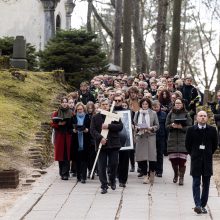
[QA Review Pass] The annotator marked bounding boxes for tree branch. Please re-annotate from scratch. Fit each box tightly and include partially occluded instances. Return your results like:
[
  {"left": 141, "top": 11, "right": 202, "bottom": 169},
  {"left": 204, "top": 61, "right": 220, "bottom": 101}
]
[{"left": 91, "top": 3, "right": 114, "bottom": 38}]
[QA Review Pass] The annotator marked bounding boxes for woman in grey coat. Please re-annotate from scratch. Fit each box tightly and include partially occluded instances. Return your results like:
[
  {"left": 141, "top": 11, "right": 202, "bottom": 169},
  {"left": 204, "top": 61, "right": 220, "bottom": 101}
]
[
  {"left": 134, "top": 98, "right": 159, "bottom": 184},
  {"left": 166, "top": 98, "right": 192, "bottom": 185}
]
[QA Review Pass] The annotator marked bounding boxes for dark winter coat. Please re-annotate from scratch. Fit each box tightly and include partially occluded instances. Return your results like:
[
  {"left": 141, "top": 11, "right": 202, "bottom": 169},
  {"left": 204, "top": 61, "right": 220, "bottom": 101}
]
[
  {"left": 78, "top": 91, "right": 96, "bottom": 105},
  {"left": 185, "top": 124, "right": 218, "bottom": 176},
  {"left": 166, "top": 110, "right": 192, "bottom": 153},
  {"left": 156, "top": 110, "right": 167, "bottom": 138},
  {"left": 90, "top": 112, "right": 123, "bottom": 150},
  {"left": 71, "top": 114, "right": 91, "bottom": 157},
  {"left": 181, "top": 84, "right": 198, "bottom": 112}
]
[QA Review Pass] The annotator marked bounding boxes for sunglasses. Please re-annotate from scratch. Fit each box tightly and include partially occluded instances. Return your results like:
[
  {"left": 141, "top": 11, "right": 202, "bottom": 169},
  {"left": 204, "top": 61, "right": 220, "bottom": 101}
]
[{"left": 114, "top": 100, "right": 122, "bottom": 102}]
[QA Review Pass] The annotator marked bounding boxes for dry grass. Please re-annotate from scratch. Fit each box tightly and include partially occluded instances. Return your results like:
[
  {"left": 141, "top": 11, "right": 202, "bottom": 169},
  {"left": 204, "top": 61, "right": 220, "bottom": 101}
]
[{"left": 0, "top": 70, "right": 65, "bottom": 170}]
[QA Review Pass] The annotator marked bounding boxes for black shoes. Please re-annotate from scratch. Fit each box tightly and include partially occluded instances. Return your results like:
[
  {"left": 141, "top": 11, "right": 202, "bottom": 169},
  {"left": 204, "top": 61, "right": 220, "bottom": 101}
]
[
  {"left": 130, "top": 167, "right": 135, "bottom": 172},
  {"left": 81, "top": 179, "right": 86, "bottom": 184},
  {"left": 201, "top": 207, "right": 208, "bottom": 214},
  {"left": 101, "top": 188, "right": 108, "bottom": 194},
  {"left": 138, "top": 173, "right": 144, "bottom": 178},
  {"left": 111, "top": 183, "right": 116, "bottom": 190},
  {"left": 194, "top": 206, "right": 207, "bottom": 214},
  {"left": 61, "top": 176, "right": 69, "bottom": 180},
  {"left": 194, "top": 206, "right": 202, "bottom": 214},
  {"left": 155, "top": 173, "right": 162, "bottom": 177},
  {"left": 119, "top": 183, "right": 126, "bottom": 188}
]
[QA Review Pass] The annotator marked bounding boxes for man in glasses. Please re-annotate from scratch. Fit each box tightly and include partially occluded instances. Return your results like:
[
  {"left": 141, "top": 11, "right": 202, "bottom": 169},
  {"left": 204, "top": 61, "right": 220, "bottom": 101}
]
[
  {"left": 114, "top": 95, "right": 130, "bottom": 188},
  {"left": 90, "top": 98, "right": 123, "bottom": 194}
]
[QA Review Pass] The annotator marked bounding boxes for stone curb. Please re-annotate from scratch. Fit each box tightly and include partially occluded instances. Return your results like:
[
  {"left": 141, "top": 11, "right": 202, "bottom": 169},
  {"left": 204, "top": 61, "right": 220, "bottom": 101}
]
[{"left": 3, "top": 163, "right": 58, "bottom": 220}]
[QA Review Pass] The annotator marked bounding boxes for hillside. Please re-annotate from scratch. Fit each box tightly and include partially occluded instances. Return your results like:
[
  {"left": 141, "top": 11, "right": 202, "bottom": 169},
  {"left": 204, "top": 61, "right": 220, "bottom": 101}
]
[{"left": 0, "top": 70, "right": 67, "bottom": 170}]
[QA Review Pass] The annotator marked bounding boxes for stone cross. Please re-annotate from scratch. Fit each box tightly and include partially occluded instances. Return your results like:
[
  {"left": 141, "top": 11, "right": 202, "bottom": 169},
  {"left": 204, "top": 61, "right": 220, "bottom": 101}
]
[{"left": 90, "top": 101, "right": 121, "bottom": 178}]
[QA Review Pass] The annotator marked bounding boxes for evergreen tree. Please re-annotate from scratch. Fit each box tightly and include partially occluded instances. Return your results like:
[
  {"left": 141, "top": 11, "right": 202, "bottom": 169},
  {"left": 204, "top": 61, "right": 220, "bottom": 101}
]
[{"left": 39, "top": 29, "right": 107, "bottom": 86}]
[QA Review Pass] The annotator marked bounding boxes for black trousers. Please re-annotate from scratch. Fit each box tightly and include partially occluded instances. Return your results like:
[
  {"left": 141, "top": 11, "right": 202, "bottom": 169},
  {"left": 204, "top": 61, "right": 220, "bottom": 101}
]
[
  {"left": 156, "top": 137, "right": 165, "bottom": 174},
  {"left": 138, "top": 160, "right": 156, "bottom": 175},
  {"left": 76, "top": 150, "right": 88, "bottom": 181},
  {"left": 87, "top": 145, "right": 96, "bottom": 172},
  {"left": 118, "top": 150, "right": 130, "bottom": 184},
  {"left": 129, "top": 149, "right": 135, "bottom": 168},
  {"left": 58, "top": 142, "right": 70, "bottom": 177},
  {"left": 98, "top": 149, "right": 119, "bottom": 189}
]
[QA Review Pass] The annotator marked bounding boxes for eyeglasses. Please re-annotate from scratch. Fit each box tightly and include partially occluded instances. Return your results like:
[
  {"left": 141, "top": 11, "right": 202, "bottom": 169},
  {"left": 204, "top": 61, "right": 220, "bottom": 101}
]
[
  {"left": 114, "top": 100, "right": 122, "bottom": 102},
  {"left": 175, "top": 102, "right": 182, "bottom": 105}
]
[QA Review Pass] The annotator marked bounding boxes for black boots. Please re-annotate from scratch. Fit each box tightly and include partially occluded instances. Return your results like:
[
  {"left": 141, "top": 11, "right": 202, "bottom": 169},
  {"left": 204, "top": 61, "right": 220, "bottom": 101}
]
[
  {"left": 179, "top": 166, "right": 186, "bottom": 185},
  {"left": 172, "top": 164, "right": 178, "bottom": 183}
]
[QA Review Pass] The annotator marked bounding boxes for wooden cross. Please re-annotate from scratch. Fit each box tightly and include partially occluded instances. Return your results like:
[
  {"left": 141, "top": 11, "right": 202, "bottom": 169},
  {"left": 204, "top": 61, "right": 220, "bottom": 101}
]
[{"left": 90, "top": 101, "right": 121, "bottom": 178}]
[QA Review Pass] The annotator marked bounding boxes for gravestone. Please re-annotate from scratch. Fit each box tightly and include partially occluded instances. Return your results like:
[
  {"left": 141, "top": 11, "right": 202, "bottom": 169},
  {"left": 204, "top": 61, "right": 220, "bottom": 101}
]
[{"left": 10, "top": 36, "right": 28, "bottom": 69}]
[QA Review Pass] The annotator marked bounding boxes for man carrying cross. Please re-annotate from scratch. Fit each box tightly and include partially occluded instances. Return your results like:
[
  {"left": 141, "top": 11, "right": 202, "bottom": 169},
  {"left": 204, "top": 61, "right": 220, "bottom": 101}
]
[{"left": 90, "top": 98, "right": 123, "bottom": 194}]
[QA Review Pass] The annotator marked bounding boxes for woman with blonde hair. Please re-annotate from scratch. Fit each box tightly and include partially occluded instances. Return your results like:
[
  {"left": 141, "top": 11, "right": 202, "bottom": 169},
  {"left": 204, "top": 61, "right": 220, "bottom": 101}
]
[{"left": 72, "top": 102, "right": 90, "bottom": 183}]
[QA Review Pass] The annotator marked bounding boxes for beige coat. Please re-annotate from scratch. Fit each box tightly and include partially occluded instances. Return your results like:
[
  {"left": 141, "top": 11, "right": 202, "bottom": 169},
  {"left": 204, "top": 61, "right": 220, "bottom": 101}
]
[{"left": 134, "top": 109, "right": 159, "bottom": 162}]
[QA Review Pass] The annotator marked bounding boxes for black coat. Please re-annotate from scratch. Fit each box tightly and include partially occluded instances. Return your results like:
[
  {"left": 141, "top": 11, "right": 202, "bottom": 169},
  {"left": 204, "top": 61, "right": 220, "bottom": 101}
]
[
  {"left": 185, "top": 124, "right": 218, "bottom": 176},
  {"left": 90, "top": 112, "right": 123, "bottom": 150},
  {"left": 72, "top": 114, "right": 91, "bottom": 157},
  {"left": 78, "top": 91, "right": 96, "bottom": 105}
]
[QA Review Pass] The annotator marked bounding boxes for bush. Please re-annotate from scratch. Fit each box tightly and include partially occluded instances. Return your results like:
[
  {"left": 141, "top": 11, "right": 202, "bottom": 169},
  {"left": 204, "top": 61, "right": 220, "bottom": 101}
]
[
  {"left": 0, "top": 56, "right": 10, "bottom": 69},
  {"left": 38, "top": 29, "right": 108, "bottom": 87}
]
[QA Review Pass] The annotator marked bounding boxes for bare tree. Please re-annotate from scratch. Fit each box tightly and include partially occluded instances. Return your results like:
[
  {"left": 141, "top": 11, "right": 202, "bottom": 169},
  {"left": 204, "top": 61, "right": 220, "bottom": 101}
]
[
  {"left": 151, "top": 0, "right": 169, "bottom": 75},
  {"left": 91, "top": 2, "right": 113, "bottom": 38},
  {"left": 113, "top": 0, "right": 122, "bottom": 66},
  {"left": 132, "top": 0, "right": 144, "bottom": 73},
  {"left": 122, "top": 0, "right": 132, "bottom": 74},
  {"left": 168, "top": 0, "right": 182, "bottom": 76},
  {"left": 87, "top": 0, "right": 93, "bottom": 32}
]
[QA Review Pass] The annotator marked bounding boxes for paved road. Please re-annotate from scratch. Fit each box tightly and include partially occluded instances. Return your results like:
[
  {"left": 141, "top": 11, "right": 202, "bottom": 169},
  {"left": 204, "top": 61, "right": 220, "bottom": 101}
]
[{"left": 4, "top": 158, "right": 220, "bottom": 220}]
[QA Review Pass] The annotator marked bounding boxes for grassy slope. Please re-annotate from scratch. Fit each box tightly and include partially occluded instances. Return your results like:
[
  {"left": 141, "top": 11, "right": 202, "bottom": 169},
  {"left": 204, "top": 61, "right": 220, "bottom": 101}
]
[{"left": 0, "top": 70, "right": 65, "bottom": 169}]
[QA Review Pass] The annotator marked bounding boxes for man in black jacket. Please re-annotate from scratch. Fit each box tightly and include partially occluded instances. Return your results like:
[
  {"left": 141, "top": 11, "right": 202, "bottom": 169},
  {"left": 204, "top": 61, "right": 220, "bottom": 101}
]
[
  {"left": 185, "top": 111, "right": 218, "bottom": 214},
  {"left": 90, "top": 98, "right": 123, "bottom": 194},
  {"left": 78, "top": 81, "right": 96, "bottom": 105}
]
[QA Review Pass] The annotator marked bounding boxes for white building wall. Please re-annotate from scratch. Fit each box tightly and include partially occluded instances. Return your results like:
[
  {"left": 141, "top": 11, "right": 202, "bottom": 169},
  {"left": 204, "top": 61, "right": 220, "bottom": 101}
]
[
  {"left": 0, "top": 0, "right": 44, "bottom": 51},
  {"left": 0, "top": 0, "right": 68, "bottom": 51}
]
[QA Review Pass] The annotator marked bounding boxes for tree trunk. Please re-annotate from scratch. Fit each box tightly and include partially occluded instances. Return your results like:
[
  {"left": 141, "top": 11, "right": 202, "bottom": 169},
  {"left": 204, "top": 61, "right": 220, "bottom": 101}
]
[
  {"left": 87, "top": 0, "right": 93, "bottom": 32},
  {"left": 168, "top": 0, "right": 182, "bottom": 76},
  {"left": 151, "top": 0, "right": 168, "bottom": 75},
  {"left": 216, "top": 36, "right": 220, "bottom": 91},
  {"left": 113, "top": 0, "right": 122, "bottom": 66},
  {"left": 122, "top": 0, "right": 132, "bottom": 74},
  {"left": 132, "top": 0, "right": 144, "bottom": 74}
]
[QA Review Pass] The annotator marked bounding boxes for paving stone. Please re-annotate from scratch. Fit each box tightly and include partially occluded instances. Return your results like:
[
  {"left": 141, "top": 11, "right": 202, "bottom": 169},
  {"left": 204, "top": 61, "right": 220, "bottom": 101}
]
[{"left": 4, "top": 158, "right": 220, "bottom": 220}]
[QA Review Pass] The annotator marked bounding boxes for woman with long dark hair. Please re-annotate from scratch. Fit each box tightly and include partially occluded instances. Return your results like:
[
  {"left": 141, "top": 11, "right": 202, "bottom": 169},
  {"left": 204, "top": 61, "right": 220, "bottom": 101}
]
[
  {"left": 86, "top": 101, "right": 97, "bottom": 179},
  {"left": 51, "top": 97, "right": 74, "bottom": 180},
  {"left": 158, "top": 89, "right": 172, "bottom": 114}
]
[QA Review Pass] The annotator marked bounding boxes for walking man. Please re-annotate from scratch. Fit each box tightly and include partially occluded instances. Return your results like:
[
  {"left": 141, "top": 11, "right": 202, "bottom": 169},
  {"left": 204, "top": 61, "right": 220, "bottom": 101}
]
[
  {"left": 185, "top": 110, "right": 218, "bottom": 214},
  {"left": 90, "top": 98, "right": 123, "bottom": 194}
]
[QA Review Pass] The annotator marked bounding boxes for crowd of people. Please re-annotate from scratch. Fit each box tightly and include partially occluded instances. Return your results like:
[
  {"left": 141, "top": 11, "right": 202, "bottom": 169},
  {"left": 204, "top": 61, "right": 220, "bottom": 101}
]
[{"left": 50, "top": 71, "right": 218, "bottom": 214}]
